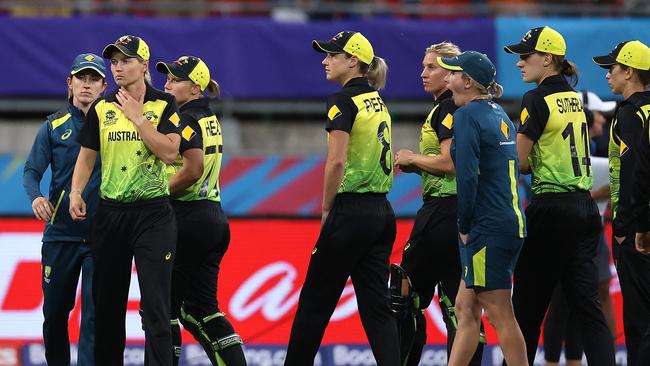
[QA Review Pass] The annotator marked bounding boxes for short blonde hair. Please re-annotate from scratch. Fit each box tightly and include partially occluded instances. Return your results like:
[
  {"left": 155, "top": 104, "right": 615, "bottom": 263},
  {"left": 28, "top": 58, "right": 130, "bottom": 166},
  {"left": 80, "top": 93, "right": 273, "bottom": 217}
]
[{"left": 425, "top": 41, "right": 461, "bottom": 59}]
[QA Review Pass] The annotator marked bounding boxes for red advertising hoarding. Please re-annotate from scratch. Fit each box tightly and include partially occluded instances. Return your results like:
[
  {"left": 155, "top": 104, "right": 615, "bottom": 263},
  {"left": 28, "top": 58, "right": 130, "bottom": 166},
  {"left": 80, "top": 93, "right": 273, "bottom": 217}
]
[{"left": 0, "top": 218, "right": 624, "bottom": 347}]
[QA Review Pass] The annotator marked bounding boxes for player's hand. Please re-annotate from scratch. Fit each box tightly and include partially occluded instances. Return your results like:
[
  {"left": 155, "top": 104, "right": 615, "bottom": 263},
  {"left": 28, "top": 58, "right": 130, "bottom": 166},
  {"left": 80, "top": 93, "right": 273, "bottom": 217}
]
[
  {"left": 459, "top": 232, "right": 469, "bottom": 245},
  {"left": 635, "top": 232, "right": 650, "bottom": 255},
  {"left": 394, "top": 149, "right": 413, "bottom": 167},
  {"left": 115, "top": 88, "right": 145, "bottom": 126},
  {"left": 394, "top": 149, "right": 419, "bottom": 173},
  {"left": 69, "top": 191, "right": 87, "bottom": 221},
  {"left": 32, "top": 197, "right": 54, "bottom": 221}
]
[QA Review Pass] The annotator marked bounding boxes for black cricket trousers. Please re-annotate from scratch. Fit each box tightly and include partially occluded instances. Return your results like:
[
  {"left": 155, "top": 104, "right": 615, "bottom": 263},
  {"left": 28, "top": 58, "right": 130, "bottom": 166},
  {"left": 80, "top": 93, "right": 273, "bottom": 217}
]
[
  {"left": 613, "top": 234, "right": 650, "bottom": 366},
  {"left": 92, "top": 197, "right": 177, "bottom": 366},
  {"left": 169, "top": 200, "right": 246, "bottom": 366},
  {"left": 285, "top": 193, "right": 400, "bottom": 366},
  {"left": 400, "top": 196, "right": 483, "bottom": 366},
  {"left": 170, "top": 200, "right": 229, "bottom": 322},
  {"left": 509, "top": 191, "right": 615, "bottom": 366}
]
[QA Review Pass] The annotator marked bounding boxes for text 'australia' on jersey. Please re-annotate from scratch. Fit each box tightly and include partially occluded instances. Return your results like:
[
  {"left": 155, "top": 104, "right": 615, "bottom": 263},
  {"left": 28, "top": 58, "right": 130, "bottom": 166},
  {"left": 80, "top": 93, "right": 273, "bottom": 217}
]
[
  {"left": 519, "top": 75, "right": 593, "bottom": 194},
  {"left": 420, "top": 90, "right": 457, "bottom": 198},
  {"left": 325, "top": 77, "right": 393, "bottom": 194},
  {"left": 78, "top": 85, "right": 181, "bottom": 203},
  {"left": 167, "top": 98, "right": 223, "bottom": 202}
]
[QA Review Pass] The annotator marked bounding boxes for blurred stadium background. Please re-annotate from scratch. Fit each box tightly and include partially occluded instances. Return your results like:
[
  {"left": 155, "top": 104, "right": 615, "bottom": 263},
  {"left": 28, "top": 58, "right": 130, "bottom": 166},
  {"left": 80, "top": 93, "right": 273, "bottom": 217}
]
[{"left": 0, "top": 1, "right": 648, "bottom": 365}]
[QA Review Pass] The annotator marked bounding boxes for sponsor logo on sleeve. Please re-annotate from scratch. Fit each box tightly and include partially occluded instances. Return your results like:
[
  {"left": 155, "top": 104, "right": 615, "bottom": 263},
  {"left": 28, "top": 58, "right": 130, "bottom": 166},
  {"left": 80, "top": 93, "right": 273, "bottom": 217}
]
[
  {"left": 441, "top": 113, "right": 453, "bottom": 129},
  {"left": 169, "top": 112, "right": 180, "bottom": 127},
  {"left": 181, "top": 126, "right": 196, "bottom": 142},
  {"left": 328, "top": 105, "right": 342, "bottom": 121},
  {"left": 520, "top": 108, "right": 529, "bottom": 125}
]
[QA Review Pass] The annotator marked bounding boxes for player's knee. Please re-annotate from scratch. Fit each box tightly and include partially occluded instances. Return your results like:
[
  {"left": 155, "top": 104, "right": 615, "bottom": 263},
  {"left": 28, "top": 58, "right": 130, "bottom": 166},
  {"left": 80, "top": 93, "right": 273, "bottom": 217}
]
[
  {"left": 181, "top": 307, "right": 242, "bottom": 347},
  {"left": 482, "top": 305, "right": 512, "bottom": 330},
  {"left": 455, "top": 299, "right": 480, "bottom": 327},
  {"left": 138, "top": 309, "right": 173, "bottom": 338},
  {"left": 389, "top": 264, "right": 417, "bottom": 319}
]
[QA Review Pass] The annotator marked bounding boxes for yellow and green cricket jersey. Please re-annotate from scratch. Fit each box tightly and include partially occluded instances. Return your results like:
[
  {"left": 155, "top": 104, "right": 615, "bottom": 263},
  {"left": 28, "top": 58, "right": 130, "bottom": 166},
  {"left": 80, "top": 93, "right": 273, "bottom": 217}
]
[
  {"left": 518, "top": 75, "right": 592, "bottom": 195},
  {"left": 167, "top": 98, "right": 223, "bottom": 202},
  {"left": 419, "top": 90, "right": 457, "bottom": 198},
  {"left": 608, "top": 91, "right": 650, "bottom": 235},
  {"left": 325, "top": 77, "right": 393, "bottom": 193},
  {"left": 78, "top": 84, "right": 181, "bottom": 203}
]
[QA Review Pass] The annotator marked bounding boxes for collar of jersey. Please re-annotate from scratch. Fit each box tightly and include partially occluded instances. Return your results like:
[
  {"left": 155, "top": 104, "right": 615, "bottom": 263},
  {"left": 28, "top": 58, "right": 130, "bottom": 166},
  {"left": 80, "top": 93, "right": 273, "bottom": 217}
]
[
  {"left": 180, "top": 98, "right": 210, "bottom": 113},
  {"left": 67, "top": 97, "right": 85, "bottom": 120},
  {"left": 627, "top": 90, "right": 650, "bottom": 104},
  {"left": 435, "top": 89, "right": 453, "bottom": 105},
  {"left": 538, "top": 74, "right": 567, "bottom": 87},
  {"left": 343, "top": 77, "right": 369, "bottom": 88},
  {"left": 620, "top": 90, "right": 650, "bottom": 115}
]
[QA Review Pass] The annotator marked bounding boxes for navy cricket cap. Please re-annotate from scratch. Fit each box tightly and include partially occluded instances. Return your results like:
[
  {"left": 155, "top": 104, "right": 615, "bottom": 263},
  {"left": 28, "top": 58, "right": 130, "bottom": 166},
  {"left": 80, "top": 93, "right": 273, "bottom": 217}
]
[
  {"left": 593, "top": 40, "right": 650, "bottom": 70},
  {"left": 313, "top": 31, "right": 375, "bottom": 65},
  {"left": 504, "top": 26, "right": 567, "bottom": 56},
  {"left": 70, "top": 53, "right": 106, "bottom": 78},
  {"left": 437, "top": 51, "right": 497, "bottom": 89},
  {"left": 156, "top": 56, "right": 213, "bottom": 91},
  {"left": 102, "top": 35, "right": 150, "bottom": 61}
]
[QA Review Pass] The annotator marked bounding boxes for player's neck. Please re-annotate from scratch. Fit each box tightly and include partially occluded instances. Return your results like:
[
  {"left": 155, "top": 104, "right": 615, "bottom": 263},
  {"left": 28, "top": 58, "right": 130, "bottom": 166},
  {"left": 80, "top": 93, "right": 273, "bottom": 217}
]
[
  {"left": 72, "top": 98, "right": 92, "bottom": 116},
  {"left": 622, "top": 83, "right": 645, "bottom": 100},
  {"left": 123, "top": 80, "right": 147, "bottom": 101},
  {"left": 433, "top": 88, "right": 448, "bottom": 100}
]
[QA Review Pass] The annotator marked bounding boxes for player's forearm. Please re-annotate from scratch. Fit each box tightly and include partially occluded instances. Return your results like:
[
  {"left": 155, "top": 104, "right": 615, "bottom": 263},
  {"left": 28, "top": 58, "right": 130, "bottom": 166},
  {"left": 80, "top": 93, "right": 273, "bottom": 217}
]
[
  {"left": 517, "top": 134, "right": 533, "bottom": 174},
  {"left": 322, "top": 159, "right": 345, "bottom": 211},
  {"left": 71, "top": 147, "right": 97, "bottom": 195},
  {"left": 169, "top": 165, "right": 203, "bottom": 194},
  {"left": 135, "top": 119, "right": 180, "bottom": 164},
  {"left": 410, "top": 153, "right": 455, "bottom": 176}
]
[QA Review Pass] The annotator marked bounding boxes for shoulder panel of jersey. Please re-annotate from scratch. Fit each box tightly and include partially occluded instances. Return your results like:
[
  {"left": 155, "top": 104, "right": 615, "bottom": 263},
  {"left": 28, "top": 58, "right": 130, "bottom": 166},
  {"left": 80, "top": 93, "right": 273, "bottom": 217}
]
[
  {"left": 627, "top": 91, "right": 650, "bottom": 126},
  {"left": 420, "top": 102, "right": 456, "bottom": 198},
  {"left": 172, "top": 102, "right": 223, "bottom": 202},
  {"left": 47, "top": 108, "right": 71, "bottom": 130},
  {"left": 95, "top": 89, "right": 173, "bottom": 202},
  {"left": 338, "top": 89, "right": 393, "bottom": 193},
  {"left": 529, "top": 81, "right": 593, "bottom": 194}
]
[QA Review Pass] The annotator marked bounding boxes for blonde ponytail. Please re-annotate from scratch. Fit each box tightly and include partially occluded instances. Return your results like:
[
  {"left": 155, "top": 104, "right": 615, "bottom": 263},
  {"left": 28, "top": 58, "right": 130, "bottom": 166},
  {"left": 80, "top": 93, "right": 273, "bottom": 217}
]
[
  {"left": 144, "top": 68, "right": 152, "bottom": 85},
  {"left": 205, "top": 79, "right": 220, "bottom": 98},
  {"left": 488, "top": 82, "right": 504, "bottom": 99},
  {"left": 366, "top": 56, "right": 388, "bottom": 90},
  {"left": 473, "top": 78, "right": 504, "bottom": 99}
]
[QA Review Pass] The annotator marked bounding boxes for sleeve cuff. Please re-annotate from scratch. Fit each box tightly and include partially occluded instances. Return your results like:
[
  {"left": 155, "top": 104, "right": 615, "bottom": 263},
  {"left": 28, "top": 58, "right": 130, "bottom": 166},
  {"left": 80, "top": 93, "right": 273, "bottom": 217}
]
[
  {"left": 458, "top": 221, "right": 470, "bottom": 235},
  {"left": 30, "top": 194, "right": 41, "bottom": 202}
]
